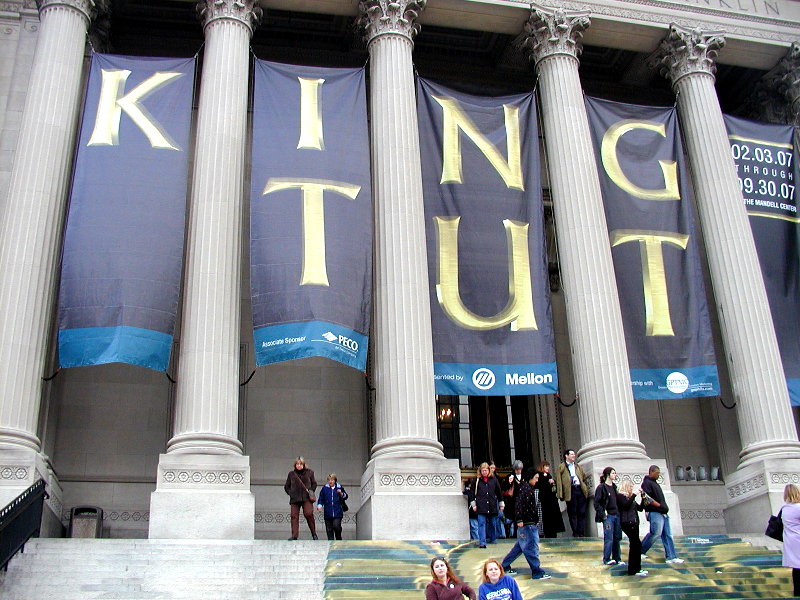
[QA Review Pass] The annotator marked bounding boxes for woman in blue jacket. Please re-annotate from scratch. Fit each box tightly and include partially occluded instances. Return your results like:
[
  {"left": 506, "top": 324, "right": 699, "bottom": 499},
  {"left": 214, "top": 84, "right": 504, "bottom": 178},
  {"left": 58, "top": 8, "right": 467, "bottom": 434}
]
[{"left": 316, "top": 473, "right": 348, "bottom": 540}]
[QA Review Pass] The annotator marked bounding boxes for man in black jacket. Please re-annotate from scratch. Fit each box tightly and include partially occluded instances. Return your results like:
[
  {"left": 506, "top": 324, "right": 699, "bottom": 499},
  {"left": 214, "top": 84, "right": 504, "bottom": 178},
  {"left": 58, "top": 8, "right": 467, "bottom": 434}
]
[
  {"left": 641, "top": 465, "right": 684, "bottom": 564},
  {"left": 500, "top": 468, "right": 551, "bottom": 580}
]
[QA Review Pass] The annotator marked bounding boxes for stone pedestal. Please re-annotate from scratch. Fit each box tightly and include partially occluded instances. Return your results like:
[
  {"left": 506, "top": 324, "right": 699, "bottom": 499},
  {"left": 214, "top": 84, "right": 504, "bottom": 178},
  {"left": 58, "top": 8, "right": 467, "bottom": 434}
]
[
  {"left": 723, "top": 458, "right": 800, "bottom": 533},
  {"left": 357, "top": 456, "right": 468, "bottom": 540},
  {"left": 0, "top": 448, "right": 64, "bottom": 536},
  {"left": 149, "top": 454, "right": 254, "bottom": 539}
]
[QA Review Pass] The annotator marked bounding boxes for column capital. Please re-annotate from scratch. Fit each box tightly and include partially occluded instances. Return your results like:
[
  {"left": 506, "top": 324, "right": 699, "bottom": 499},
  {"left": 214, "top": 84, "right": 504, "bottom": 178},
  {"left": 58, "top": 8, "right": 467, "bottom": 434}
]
[
  {"left": 357, "top": 0, "right": 426, "bottom": 46},
  {"left": 36, "top": 0, "right": 104, "bottom": 23},
  {"left": 758, "top": 42, "right": 800, "bottom": 125},
  {"left": 519, "top": 3, "right": 590, "bottom": 66},
  {"left": 196, "top": 0, "right": 262, "bottom": 35},
  {"left": 651, "top": 24, "right": 725, "bottom": 87}
]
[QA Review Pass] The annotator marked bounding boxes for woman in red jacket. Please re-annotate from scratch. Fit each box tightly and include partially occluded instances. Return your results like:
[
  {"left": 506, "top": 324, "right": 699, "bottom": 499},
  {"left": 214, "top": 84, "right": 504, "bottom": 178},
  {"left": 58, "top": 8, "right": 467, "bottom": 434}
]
[{"left": 425, "top": 557, "right": 476, "bottom": 600}]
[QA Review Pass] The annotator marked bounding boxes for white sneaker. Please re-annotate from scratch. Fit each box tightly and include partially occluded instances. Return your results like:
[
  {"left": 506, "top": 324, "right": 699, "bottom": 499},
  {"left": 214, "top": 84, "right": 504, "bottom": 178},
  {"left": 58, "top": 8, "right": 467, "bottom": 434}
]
[
  {"left": 605, "top": 560, "right": 617, "bottom": 565},
  {"left": 617, "top": 561, "right": 626, "bottom": 566},
  {"left": 640, "top": 554, "right": 648, "bottom": 560},
  {"left": 635, "top": 570, "right": 648, "bottom": 577},
  {"left": 666, "top": 557, "right": 684, "bottom": 564}
]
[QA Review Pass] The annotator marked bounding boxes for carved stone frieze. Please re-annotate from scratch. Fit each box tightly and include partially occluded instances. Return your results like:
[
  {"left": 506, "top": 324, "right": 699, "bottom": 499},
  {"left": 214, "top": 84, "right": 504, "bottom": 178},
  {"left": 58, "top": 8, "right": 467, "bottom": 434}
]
[
  {"left": 650, "top": 24, "right": 726, "bottom": 86},
  {"left": 519, "top": 3, "right": 591, "bottom": 66},
  {"left": 196, "top": 0, "right": 262, "bottom": 35},
  {"left": 254, "top": 511, "right": 357, "bottom": 526},
  {"left": 680, "top": 508, "right": 723, "bottom": 521},
  {"left": 0, "top": 465, "right": 30, "bottom": 480},
  {"left": 357, "top": 0, "right": 426, "bottom": 45},
  {"left": 726, "top": 472, "right": 766, "bottom": 499},
  {"left": 770, "top": 471, "right": 800, "bottom": 485},
  {"left": 162, "top": 469, "right": 246, "bottom": 485}
]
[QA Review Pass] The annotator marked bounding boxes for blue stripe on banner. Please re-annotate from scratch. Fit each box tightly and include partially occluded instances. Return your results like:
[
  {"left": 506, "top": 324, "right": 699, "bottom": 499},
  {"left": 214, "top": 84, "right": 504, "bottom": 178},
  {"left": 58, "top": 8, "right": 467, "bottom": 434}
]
[
  {"left": 629, "top": 365, "right": 719, "bottom": 400},
  {"left": 59, "top": 326, "right": 172, "bottom": 371},
  {"left": 254, "top": 321, "right": 368, "bottom": 371},
  {"left": 434, "top": 362, "right": 558, "bottom": 396},
  {"left": 788, "top": 379, "right": 800, "bottom": 407}
]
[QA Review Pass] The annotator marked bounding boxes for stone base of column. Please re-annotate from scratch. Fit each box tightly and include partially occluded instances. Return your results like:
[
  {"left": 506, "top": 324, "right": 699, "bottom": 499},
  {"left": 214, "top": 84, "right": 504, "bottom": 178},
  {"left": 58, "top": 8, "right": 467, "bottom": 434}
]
[
  {"left": 723, "top": 458, "right": 800, "bottom": 533},
  {"left": 581, "top": 456, "right": 684, "bottom": 537},
  {"left": 0, "top": 447, "right": 64, "bottom": 537},
  {"left": 357, "top": 456, "right": 469, "bottom": 540},
  {"left": 149, "top": 453, "right": 254, "bottom": 539}
]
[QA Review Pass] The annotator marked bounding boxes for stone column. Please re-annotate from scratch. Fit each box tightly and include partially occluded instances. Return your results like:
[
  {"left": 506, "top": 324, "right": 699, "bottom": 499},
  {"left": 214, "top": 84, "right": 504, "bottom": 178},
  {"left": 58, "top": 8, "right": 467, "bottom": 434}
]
[
  {"left": 520, "top": 5, "right": 648, "bottom": 464},
  {"left": 0, "top": 0, "right": 96, "bottom": 514},
  {"left": 356, "top": 0, "right": 466, "bottom": 540},
  {"left": 148, "top": 0, "right": 259, "bottom": 540},
  {"left": 652, "top": 25, "right": 800, "bottom": 531}
]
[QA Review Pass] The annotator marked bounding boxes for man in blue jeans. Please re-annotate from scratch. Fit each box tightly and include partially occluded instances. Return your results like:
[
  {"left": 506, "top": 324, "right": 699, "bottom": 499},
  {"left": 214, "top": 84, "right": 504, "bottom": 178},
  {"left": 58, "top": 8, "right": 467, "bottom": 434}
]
[
  {"left": 501, "top": 468, "right": 551, "bottom": 580},
  {"left": 641, "top": 465, "right": 684, "bottom": 564}
]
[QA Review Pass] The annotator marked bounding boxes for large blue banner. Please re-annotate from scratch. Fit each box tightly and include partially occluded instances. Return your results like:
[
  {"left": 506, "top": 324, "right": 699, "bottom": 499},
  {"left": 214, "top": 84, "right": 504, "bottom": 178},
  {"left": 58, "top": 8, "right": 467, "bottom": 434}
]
[
  {"left": 250, "top": 60, "right": 372, "bottom": 370},
  {"left": 58, "top": 53, "right": 195, "bottom": 371},
  {"left": 724, "top": 115, "right": 800, "bottom": 406},
  {"left": 586, "top": 97, "right": 719, "bottom": 400},
  {"left": 417, "top": 79, "right": 557, "bottom": 396}
]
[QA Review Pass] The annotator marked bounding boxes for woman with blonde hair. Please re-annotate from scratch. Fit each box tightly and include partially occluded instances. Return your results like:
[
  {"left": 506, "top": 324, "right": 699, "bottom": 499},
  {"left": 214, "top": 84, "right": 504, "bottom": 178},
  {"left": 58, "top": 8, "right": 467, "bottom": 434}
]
[
  {"left": 425, "top": 557, "right": 476, "bottom": 600},
  {"left": 478, "top": 559, "right": 522, "bottom": 600},
  {"left": 470, "top": 463, "right": 504, "bottom": 548},
  {"left": 781, "top": 483, "right": 800, "bottom": 596},
  {"left": 617, "top": 479, "right": 647, "bottom": 577}
]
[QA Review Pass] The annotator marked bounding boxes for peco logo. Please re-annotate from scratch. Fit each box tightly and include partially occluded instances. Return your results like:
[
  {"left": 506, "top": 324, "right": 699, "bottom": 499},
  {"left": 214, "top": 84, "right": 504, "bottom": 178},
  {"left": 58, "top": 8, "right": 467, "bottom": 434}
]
[
  {"left": 322, "top": 331, "right": 358, "bottom": 352},
  {"left": 472, "top": 368, "right": 496, "bottom": 391},
  {"left": 666, "top": 371, "right": 689, "bottom": 394}
]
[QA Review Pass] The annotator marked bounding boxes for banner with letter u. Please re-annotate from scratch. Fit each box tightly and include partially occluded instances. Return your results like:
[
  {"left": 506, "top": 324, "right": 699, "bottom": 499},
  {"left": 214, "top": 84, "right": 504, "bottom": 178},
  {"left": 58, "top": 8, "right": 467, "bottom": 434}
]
[
  {"left": 417, "top": 78, "right": 557, "bottom": 396},
  {"left": 585, "top": 96, "right": 718, "bottom": 400},
  {"left": 58, "top": 53, "right": 195, "bottom": 371},
  {"left": 249, "top": 60, "right": 372, "bottom": 371},
  {"left": 724, "top": 115, "right": 800, "bottom": 406}
]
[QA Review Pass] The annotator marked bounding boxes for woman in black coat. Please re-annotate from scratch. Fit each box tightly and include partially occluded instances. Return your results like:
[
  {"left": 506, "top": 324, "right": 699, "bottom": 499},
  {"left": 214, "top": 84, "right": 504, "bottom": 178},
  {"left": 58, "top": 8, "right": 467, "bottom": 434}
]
[
  {"left": 536, "top": 461, "right": 566, "bottom": 538},
  {"left": 469, "top": 462, "right": 504, "bottom": 548}
]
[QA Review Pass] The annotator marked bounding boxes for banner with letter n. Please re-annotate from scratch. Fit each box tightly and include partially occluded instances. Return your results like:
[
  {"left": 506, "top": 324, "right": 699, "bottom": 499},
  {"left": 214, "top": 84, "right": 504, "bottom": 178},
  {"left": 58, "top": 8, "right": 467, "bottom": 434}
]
[
  {"left": 417, "top": 78, "right": 557, "bottom": 396},
  {"left": 585, "top": 96, "right": 718, "bottom": 400},
  {"left": 249, "top": 60, "right": 372, "bottom": 371},
  {"left": 58, "top": 53, "right": 195, "bottom": 371},
  {"left": 724, "top": 114, "right": 800, "bottom": 406}
]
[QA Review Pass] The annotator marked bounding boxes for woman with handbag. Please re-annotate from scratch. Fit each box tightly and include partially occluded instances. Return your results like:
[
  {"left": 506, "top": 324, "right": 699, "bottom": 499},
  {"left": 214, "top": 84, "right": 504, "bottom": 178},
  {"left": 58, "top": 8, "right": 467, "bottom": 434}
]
[
  {"left": 284, "top": 456, "right": 318, "bottom": 540},
  {"left": 780, "top": 483, "right": 800, "bottom": 596},
  {"left": 316, "top": 473, "right": 348, "bottom": 540},
  {"left": 593, "top": 466, "right": 622, "bottom": 566}
]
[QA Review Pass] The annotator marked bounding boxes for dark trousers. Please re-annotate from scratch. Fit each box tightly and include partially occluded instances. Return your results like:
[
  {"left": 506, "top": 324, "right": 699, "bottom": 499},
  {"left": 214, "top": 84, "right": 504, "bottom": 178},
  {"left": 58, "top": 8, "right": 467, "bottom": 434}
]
[
  {"left": 621, "top": 522, "right": 642, "bottom": 575},
  {"left": 324, "top": 516, "right": 343, "bottom": 540},
  {"left": 566, "top": 485, "right": 587, "bottom": 536},
  {"left": 793, "top": 567, "right": 800, "bottom": 596},
  {"left": 290, "top": 500, "right": 317, "bottom": 538}
]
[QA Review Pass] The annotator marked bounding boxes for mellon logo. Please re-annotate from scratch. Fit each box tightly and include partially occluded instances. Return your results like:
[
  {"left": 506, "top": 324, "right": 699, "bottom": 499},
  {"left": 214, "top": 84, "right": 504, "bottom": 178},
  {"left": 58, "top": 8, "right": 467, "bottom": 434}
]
[
  {"left": 472, "top": 368, "right": 496, "bottom": 390},
  {"left": 506, "top": 372, "right": 554, "bottom": 386}
]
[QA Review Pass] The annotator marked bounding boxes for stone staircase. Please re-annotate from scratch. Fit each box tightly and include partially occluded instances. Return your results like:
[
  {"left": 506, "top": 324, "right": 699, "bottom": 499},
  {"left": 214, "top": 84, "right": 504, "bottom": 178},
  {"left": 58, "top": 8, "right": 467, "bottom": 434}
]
[
  {"left": 324, "top": 535, "right": 794, "bottom": 599},
  {"left": 0, "top": 535, "right": 792, "bottom": 600},
  {"left": 0, "top": 538, "right": 328, "bottom": 600}
]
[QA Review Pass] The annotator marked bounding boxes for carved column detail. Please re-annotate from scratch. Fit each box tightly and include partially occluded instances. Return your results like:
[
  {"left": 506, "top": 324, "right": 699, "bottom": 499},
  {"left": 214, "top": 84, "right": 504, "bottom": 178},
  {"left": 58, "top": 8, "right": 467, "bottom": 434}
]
[
  {"left": 0, "top": 0, "right": 96, "bottom": 453},
  {"left": 654, "top": 25, "right": 800, "bottom": 466},
  {"left": 357, "top": 0, "right": 441, "bottom": 461},
  {"left": 520, "top": 5, "right": 647, "bottom": 462},
  {"left": 756, "top": 43, "right": 800, "bottom": 126},
  {"left": 358, "top": 0, "right": 425, "bottom": 44},
  {"left": 522, "top": 3, "right": 589, "bottom": 66},
  {"left": 197, "top": 0, "right": 261, "bottom": 34}
]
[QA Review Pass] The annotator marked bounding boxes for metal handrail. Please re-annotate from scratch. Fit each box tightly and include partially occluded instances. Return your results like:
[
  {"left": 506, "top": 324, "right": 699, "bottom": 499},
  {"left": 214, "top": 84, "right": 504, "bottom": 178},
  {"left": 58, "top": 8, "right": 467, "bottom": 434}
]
[{"left": 0, "top": 479, "right": 48, "bottom": 571}]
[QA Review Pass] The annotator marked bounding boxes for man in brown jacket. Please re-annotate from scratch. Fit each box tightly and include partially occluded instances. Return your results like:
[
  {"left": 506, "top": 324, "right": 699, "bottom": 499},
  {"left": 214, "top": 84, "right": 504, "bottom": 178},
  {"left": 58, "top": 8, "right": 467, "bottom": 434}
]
[{"left": 556, "top": 448, "right": 589, "bottom": 537}]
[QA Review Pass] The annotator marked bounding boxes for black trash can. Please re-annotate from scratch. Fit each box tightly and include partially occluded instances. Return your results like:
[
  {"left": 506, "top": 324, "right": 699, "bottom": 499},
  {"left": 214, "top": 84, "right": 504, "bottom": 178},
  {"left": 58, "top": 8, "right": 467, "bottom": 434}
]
[{"left": 68, "top": 506, "right": 103, "bottom": 538}]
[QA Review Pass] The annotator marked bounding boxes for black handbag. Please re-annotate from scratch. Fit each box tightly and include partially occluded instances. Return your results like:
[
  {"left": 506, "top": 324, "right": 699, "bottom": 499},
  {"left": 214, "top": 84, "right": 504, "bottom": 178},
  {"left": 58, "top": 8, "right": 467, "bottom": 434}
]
[
  {"left": 340, "top": 499, "right": 349, "bottom": 513},
  {"left": 766, "top": 509, "right": 784, "bottom": 541}
]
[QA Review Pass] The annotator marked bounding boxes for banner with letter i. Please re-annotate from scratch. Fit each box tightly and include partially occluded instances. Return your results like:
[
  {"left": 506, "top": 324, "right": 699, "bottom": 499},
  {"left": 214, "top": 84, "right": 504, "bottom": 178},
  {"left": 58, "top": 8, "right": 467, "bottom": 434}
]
[
  {"left": 58, "top": 53, "right": 195, "bottom": 371},
  {"left": 417, "top": 78, "right": 557, "bottom": 396},
  {"left": 724, "top": 114, "right": 800, "bottom": 406},
  {"left": 249, "top": 60, "right": 372, "bottom": 371},
  {"left": 585, "top": 96, "right": 719, "bottom": 400}
]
